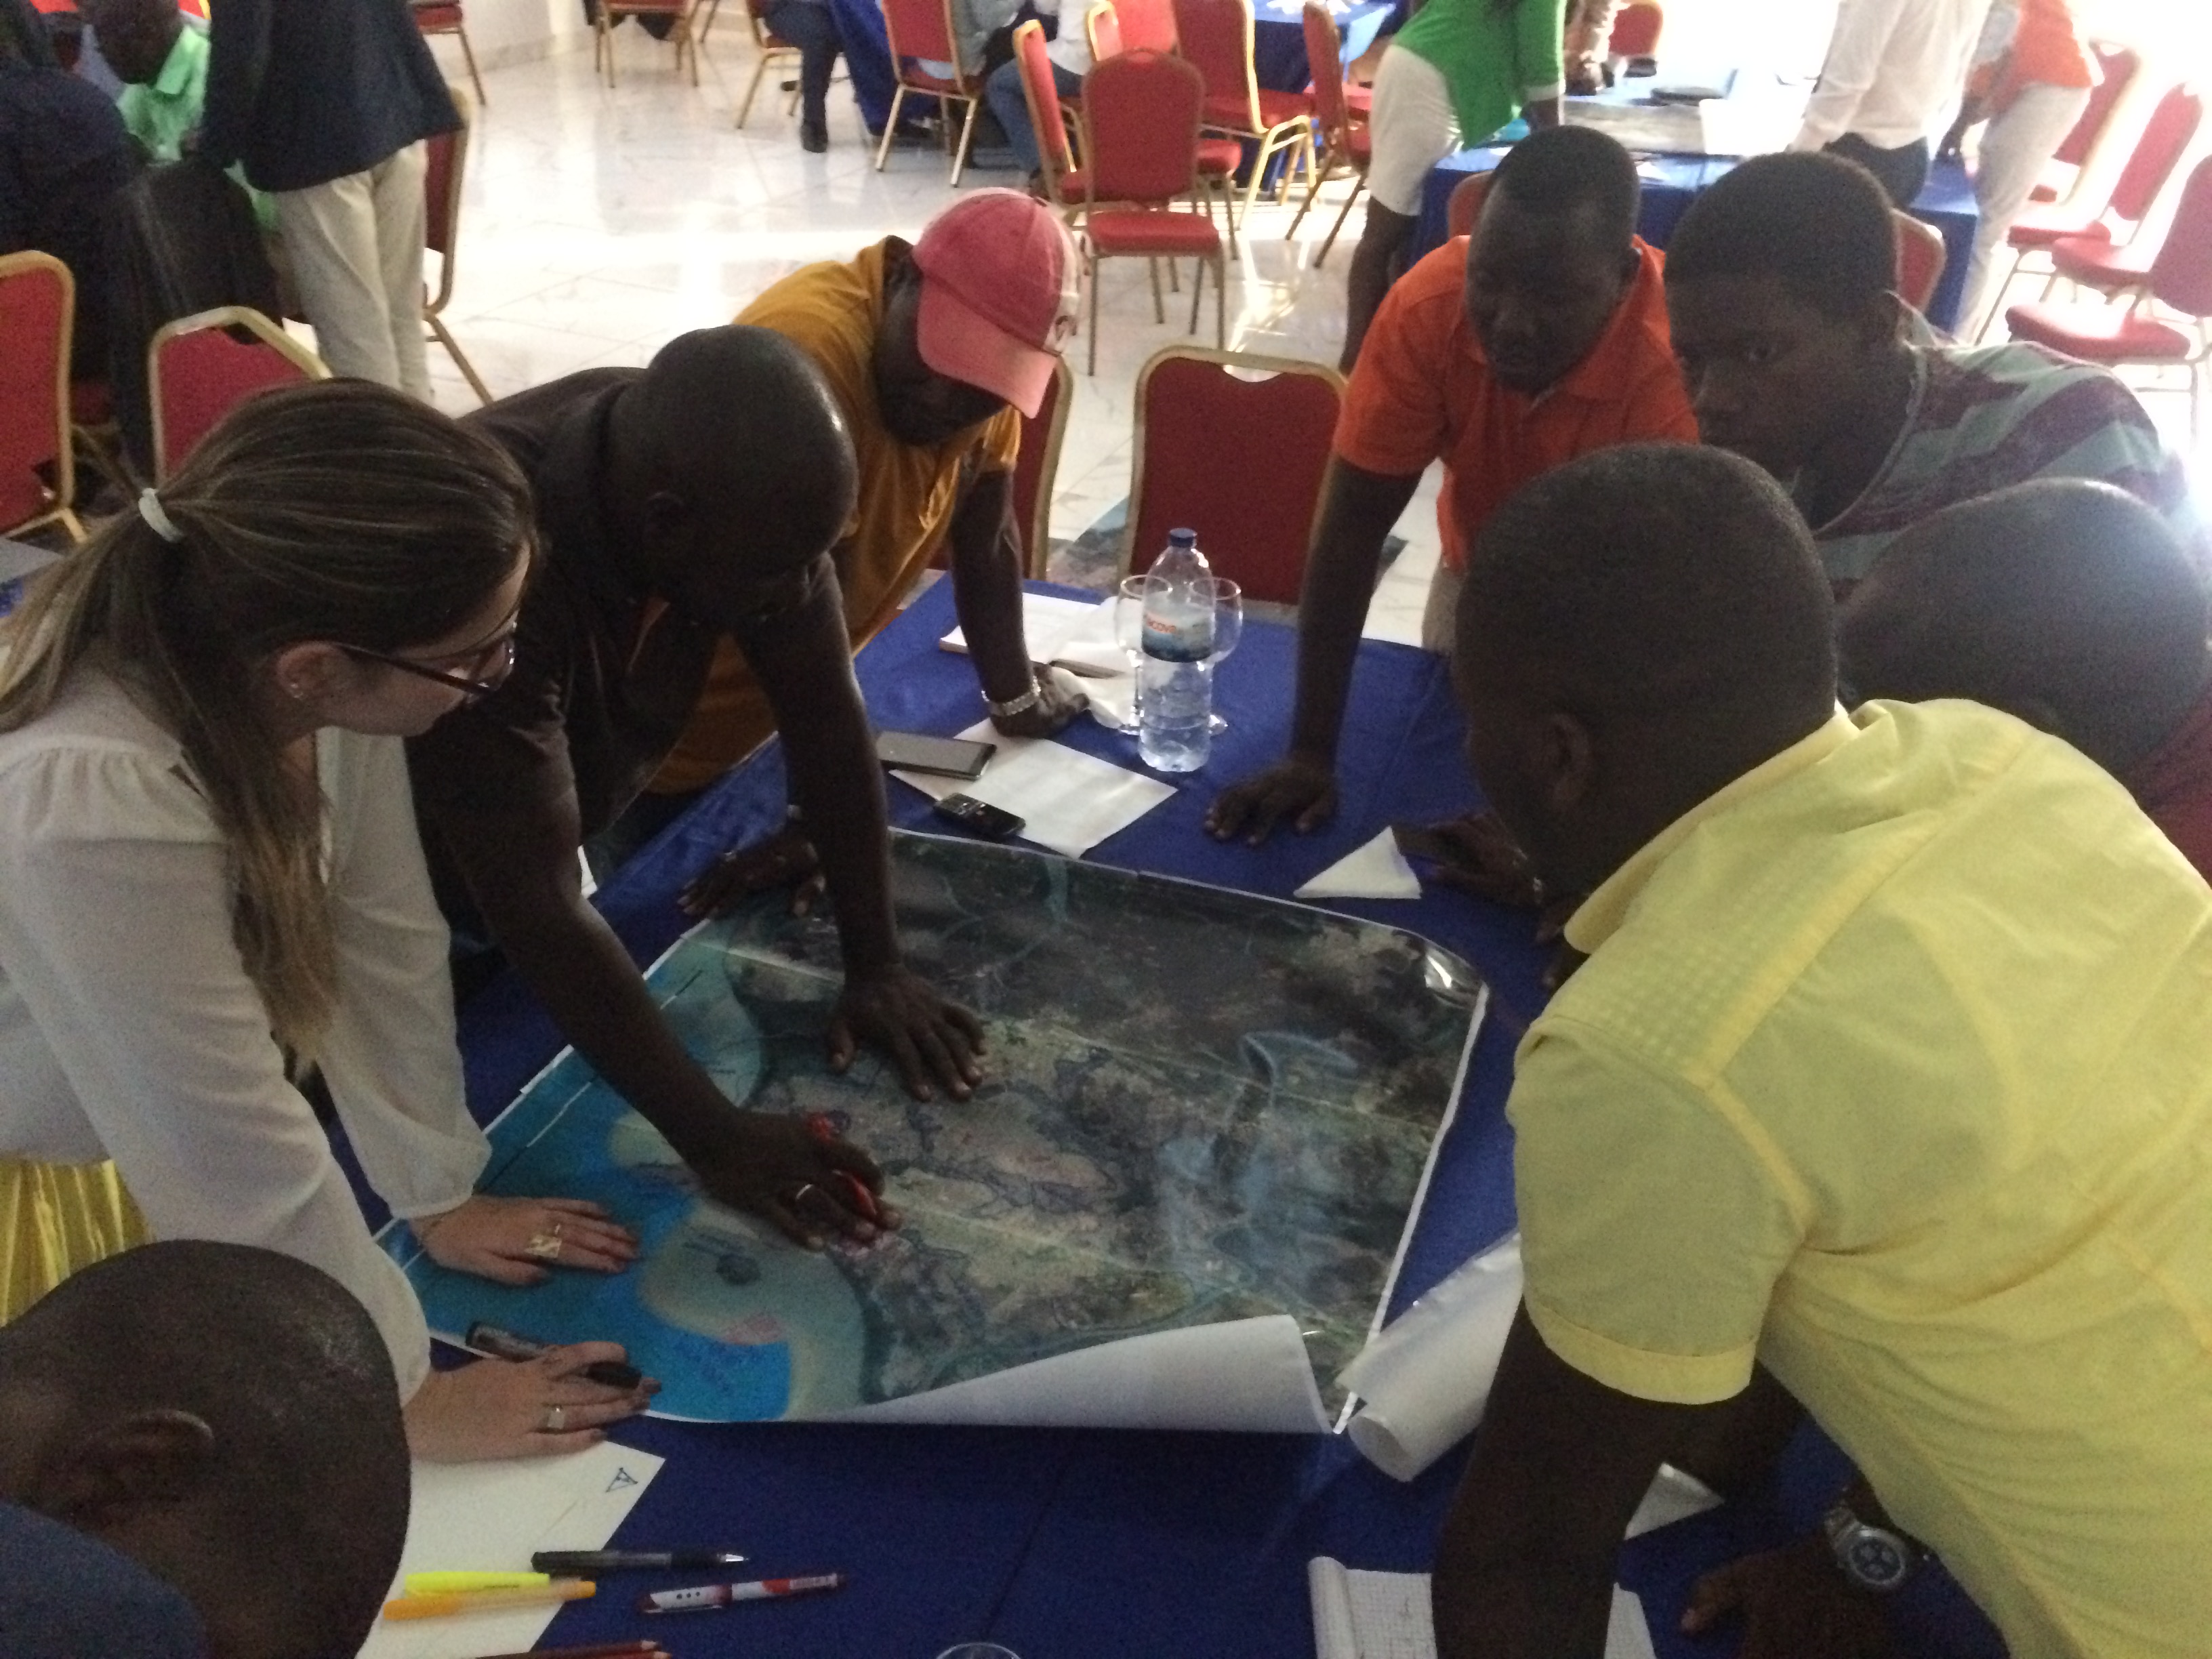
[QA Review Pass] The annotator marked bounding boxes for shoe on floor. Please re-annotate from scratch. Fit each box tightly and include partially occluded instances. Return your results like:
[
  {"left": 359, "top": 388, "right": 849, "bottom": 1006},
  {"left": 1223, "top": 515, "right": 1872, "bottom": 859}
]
[{"left": 801, "top": 119, "right": 828, "bottom": 152}]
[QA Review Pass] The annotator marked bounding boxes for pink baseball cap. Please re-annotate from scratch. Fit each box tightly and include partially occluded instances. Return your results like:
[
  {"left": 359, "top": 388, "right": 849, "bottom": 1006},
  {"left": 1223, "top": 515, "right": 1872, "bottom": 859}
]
[{"left": 912, "top": 190, "right": 1080, "bottom": 418}]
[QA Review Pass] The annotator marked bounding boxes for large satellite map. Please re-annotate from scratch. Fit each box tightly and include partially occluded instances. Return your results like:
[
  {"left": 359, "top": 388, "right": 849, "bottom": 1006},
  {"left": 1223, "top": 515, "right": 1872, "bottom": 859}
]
[{"left": 386, "top": 834, "right": 1485, "bottom": 1425}]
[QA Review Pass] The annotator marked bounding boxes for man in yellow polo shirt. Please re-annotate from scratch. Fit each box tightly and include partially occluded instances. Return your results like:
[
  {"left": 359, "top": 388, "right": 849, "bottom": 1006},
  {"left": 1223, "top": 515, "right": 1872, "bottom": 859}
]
[
  {"left": 1429, "top": 442, "right": 2212, "bottom": 1658},
  {"left": 647, "top": 188, "right": 1086, "bottom": 886}
]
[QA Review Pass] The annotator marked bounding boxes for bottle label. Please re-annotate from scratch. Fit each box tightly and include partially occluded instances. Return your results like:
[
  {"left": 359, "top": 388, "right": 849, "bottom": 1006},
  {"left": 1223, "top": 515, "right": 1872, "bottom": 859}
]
[{"left": 1142, "top": 609, "right": 1214, "bottom": 663}]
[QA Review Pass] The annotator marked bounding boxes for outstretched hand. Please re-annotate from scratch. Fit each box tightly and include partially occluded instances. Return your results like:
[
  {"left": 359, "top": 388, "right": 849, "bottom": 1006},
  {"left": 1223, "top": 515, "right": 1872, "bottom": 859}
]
[
  {"left": 689, "top": 1111, "right": 901, "bottom": 1250},
  {"left": 1681, "top": 1538, "right": 1898, "bottom": 1659},
  {"left": 411, "top": 1194, "right": 638, "bottom": 1285},
  {"left": 989, "top": 666, "right": 1088, "bottom": 739},
  {"left": 680, "top": 824, "right": 825, "bottom": 919},
  {"left": 1205, "top": 756, "right": 1338, "bottom": 845},
  {"left": 830, "top": 964, "right": 986, "bottom": 1102},
  {"left": 403, "top": 1343, "right": 658, "bottom": 1462}
]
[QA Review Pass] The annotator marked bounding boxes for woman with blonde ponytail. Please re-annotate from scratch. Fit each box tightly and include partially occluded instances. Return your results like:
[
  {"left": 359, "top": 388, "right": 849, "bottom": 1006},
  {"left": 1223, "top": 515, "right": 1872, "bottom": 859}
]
[{"left": 0, "top": 382, "right": 653, "bottom": 1460}]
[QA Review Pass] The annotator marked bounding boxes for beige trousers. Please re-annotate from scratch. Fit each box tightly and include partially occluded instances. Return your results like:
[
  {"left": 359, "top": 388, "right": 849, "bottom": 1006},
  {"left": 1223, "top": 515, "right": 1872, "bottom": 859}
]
[
  {"left": 1420, "top": 559, "right": 1465, "bottom": 655},
  {"left": 273, "top": 142, "right": 432, "bottom": 399}
]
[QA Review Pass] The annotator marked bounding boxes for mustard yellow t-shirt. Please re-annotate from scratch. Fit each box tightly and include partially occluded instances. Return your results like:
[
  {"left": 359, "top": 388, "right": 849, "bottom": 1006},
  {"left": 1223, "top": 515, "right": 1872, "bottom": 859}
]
[
  {"left": 651, "top": 240, "right": 1021, "bottom": 794},
  {"left": 1513, "top": 700, "right": 2212, "bottom": 1659}
]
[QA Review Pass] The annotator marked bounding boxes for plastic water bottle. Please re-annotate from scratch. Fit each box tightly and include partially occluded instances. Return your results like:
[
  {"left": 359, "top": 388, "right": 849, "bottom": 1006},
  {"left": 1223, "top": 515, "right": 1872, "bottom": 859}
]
[{"left": 1139, "top": 529, "right": 1215, "bottom": 773}]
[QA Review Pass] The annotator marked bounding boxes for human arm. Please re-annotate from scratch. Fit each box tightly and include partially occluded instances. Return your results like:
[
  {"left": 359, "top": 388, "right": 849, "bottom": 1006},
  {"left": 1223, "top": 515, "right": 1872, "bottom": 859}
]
[
  {"left": 948, "top": 464, "right": 1086, "bottom": 739},
  {"left": 1204, "top": 458, "right": 1420, "bottom": 842},
  {"left": 726, "top": 556, "right": 987, "bottom": 1101},
  {"left": 197, "top": 0, "right": 272, "bottom": 172},
  {"left": 1517, "top": 0, "right": 1566, "bottom": 128},
  {"left": 1790, "top": 0, "right": 1910, "bottom": 150}
]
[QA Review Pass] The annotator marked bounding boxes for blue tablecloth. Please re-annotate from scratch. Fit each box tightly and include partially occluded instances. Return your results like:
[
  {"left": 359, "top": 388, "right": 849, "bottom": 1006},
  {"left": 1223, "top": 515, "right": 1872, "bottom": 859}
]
[
  {"left": 446, "top": 580, "right": 1999, "bottom": 1658},
  {"left": 1412, "top": 141, "right": 1978, "bottom": 335}
]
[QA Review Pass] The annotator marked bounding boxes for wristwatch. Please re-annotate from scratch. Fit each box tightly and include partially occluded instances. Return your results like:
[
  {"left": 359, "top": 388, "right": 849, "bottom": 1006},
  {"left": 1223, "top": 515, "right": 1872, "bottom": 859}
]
[
  {"left": 985, "top": 673, "right": 1043, "bottom": 720},
  {"left": 1822, "top": 1498, "right": 1920, "bottom": 1593}
]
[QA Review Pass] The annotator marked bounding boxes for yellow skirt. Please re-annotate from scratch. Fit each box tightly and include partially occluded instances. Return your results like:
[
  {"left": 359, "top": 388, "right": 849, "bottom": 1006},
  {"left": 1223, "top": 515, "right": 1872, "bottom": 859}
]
[{"left": 0, "top": 1157, "right": 149, "bottom": 1324}]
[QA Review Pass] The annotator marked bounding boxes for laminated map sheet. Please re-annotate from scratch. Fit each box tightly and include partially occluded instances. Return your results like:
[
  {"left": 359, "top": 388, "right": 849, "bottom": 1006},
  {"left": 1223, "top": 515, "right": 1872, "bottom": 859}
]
[{"left": 383, "top": 833, "right": 1484, "bottom": 1429}]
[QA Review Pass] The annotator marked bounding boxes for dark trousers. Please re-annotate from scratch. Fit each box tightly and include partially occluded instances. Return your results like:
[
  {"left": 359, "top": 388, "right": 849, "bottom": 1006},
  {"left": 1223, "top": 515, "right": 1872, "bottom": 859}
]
[
  {"left": 1825, "top": 133, "right": 1931, "bottom": 209},
  {"left": 762, "top": 0, "right": 844, "bottom": 129}
]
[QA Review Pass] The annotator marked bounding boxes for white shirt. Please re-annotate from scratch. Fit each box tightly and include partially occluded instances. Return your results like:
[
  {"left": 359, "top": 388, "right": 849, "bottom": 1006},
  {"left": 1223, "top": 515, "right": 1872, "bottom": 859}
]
[
  {"left": 0, "top": 665, "right": 487, "bottom": 1397},
  {"left": 1790, "top": 0, "right": 1994, "bottom": 151},
  {"left": 1032, "top": 0, "right": 1094, "bottom": 81}
]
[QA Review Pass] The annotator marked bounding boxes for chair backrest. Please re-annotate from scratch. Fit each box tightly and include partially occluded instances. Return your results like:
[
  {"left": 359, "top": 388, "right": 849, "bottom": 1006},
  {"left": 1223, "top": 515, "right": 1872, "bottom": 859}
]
[
  {"left": 1891, "top": 211, "right": 1946, "bottom": 313},
  {"left": 1084, "top": 49, "right": 1205, "bottom": 205},
  {"left": 1116, "top": 0, "right": 1176, "bottom": 54},
  {"left": 2149, "top": 155, "right": 2212, "bottom": 319},
  {"left": 1124, "top": 347, "right": 1346, "bottom": 605},
  {"left": 1010, "top": 357, "right": 1073, "bottom": 576},
  {"left": 423, "top": 84, "right": 472, "bottom": 315},
  {"left": 1607, "top": 1, "right": 1662, "bottom": 60},
  {"left": 1086, "top": 0, "right": 1122, "bottom": 62},
  {"left": 1301, "top": 1, "right": 1349, "bottom": 142},
  {"left": 881, "top": 0, "right": 960, "bottom": 73},
  {"left": 2052, "top": 41, "right": 2137, "bottom": 169},
  {"left": 413, "top": 3, "right": 464, "bottom": 30},
  {"left": 1446, "top": 171, "right": 1492, "bottom": 240},
  {"left": 1171, "top": 0, "right": 1256, "bottom": 127},
  {"left": 1015, "top": 21, "right": 1080, "bottom": 183},
  {"left": 0, "top": 252, "right": 73, "bottom": 535},
  {"left": 149, "top": 307, "right": 329, "bottom": 483},
  {"left": 2109, "top": 82, "right": 2203, "bottom": 228}
]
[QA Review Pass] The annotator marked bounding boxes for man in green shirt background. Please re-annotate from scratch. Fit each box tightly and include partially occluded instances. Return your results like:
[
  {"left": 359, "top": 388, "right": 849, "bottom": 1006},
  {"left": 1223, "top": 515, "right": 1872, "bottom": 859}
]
[
  {"left": 82, "top": 0, "right": 274, "bottom": 230},
  {"left": 1341, "top": 0, "right": 1563, "bottom": 371}
]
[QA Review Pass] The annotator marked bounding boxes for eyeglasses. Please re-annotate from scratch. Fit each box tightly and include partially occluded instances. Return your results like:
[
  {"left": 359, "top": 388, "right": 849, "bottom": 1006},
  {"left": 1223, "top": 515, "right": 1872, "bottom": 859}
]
[{"left": 340, "top": 629, "right": 517, "bottom": 699}]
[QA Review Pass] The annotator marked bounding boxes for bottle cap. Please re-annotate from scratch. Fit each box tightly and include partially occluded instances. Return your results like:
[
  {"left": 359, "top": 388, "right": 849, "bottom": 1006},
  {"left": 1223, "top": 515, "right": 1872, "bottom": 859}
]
[{"left": 1168, "top": 529, "right": 1197, "bottom": 546}]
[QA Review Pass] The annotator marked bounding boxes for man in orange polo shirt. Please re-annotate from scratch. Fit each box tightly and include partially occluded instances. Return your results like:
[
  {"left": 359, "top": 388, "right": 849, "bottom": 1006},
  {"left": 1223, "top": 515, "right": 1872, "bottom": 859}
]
[{"left": 1208, "top": 125, "right": 1694, "bottom": 844}]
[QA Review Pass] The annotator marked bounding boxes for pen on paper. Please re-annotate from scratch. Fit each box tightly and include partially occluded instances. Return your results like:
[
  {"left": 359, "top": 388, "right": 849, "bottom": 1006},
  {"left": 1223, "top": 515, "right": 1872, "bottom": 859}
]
[
  {"left": 532, "top": 1549, "right": 745, "bottom": 1573},
  {"left": 382, "top": 1581, "right": 596, "bottom": 1620},
  {"left": 637, "top": 1573, "right": 848, "bottom": 1614}
]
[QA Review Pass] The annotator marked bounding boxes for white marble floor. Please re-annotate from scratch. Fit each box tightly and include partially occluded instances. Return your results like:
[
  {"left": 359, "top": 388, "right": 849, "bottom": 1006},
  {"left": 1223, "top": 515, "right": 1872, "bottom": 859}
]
[{"left": 408, "top": 30, "right": 1447, "bottom": 644}]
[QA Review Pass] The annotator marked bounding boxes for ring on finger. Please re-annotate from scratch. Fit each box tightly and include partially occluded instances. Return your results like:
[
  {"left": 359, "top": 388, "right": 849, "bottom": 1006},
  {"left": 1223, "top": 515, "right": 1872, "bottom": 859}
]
[
  {"left": 782, "top": 1181, "right": 822, "bottom": 1212},
  {"left": 541, "top": 1404, "right": 566, "bottom": 1433},
  {"left": 525, "top": 1231, "right": 565, "bottom": 1260}
]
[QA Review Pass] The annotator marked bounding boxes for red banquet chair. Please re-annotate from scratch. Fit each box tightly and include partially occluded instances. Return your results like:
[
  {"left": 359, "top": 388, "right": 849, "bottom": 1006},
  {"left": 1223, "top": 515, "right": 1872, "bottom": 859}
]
[
  {"left": 593, "top": 0, "right": 703, "bottom": 85},
  {"left": 2006, "top": 155, "right": 2212, "bottom": 439},
  {"left": 2028, "top": 41, "right": 2138, "bottom": 206},
  {"left": 412, "top": 0, "right": 487, "bottom": 104},
  {"left": 1607, "top": 1, "right": 1662, "bottom": 61},
  {"left": 1445, "top": 169, "right": 1492, "bottom": 240},
  {"left": 148, "top": 307, "right": 329, "bottom": 483},
  {"left": 875, "top": 0, "right": 988, "bottom": 184},
  {"left": 1086, "top": 0, "right": 1122, "bottom": 62},
  {"left": 1120, "top": 346, "right": 1345, "bottom": 605},
  {"left": 424, "top": 86, "right": 491, "bottom": 404},
  {"left": 735, "top": 0, "right": 804, "bottom": 127},
  {"left": 1113, "top": 0, "right": 1177, "bottom": 54},
  {"left": 1174, "top": 0, "right": 1315, "bottom": 227},
  {"left": 1285, "top": 0, "right": 1369, "bottom": 264},
  {"left": 0, "top": 251, "right": 83, "bottom": 544},
  {"left": 1077, "top": 49, "right": 1227, "bottom": 374},
  {"left": 1017, "top": 19, "right": 1090, "bottom": 216},
  {"left": 1893, "top": 211, "right": 1948, "bottom": 314}
]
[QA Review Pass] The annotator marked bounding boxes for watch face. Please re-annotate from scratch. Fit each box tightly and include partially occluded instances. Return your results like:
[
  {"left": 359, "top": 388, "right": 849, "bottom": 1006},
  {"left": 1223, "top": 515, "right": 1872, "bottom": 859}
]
[{"left": 1845, "top": 1530, "right": 1910, "bottom": 1591}]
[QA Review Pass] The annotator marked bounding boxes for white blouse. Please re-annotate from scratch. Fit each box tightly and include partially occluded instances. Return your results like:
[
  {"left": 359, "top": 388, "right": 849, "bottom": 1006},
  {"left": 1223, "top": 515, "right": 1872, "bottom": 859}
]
[{"left": 0, "top": 665, "right": 488, "bottom": 1397}]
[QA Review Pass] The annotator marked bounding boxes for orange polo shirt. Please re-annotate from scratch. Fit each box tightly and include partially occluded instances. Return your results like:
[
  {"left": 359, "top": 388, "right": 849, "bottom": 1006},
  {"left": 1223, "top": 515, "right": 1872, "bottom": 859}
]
[
  {"left": 1335, "top": 235, "right": 1694, "bottom": 573},
  {"left": 1994, "top": 0, "right": 2093, "bottom": 108}
]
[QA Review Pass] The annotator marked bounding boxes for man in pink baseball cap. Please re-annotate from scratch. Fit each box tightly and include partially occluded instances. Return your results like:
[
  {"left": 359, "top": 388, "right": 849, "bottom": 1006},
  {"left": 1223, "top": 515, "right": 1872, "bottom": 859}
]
[{"left": 652, "top": 188, "right": 1086, "bottom": 907}]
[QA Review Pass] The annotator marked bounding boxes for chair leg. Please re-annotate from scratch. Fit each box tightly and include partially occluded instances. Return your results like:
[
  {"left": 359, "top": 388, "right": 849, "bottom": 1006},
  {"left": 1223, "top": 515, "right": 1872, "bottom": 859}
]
[
  {"left": 1218, "top": 173, "right": 1238, "bottom": 257},
  {"left": 949, "top": 95, "right": 981, "bottom": 186},
  {"left": 697, "top": 0, "right": 722, "bottom": 40},
  {"left": 737, "top": 49, "right": 771, "bottom": 124},
  {"left": 1168, "top": 257, "right": 1180, "bottom": 295},
  {"left": 1212, "top": 253, "right": 1225, "bottom": 347},
  {"left": 1286, "top": 139, "right": 1331, "bottom": 240},
  {"left": 1315, "top": 171, "right": 1363, "bottom": 267},
  {"left": 454, "top": 22, "right": 487, "bottom": 103},
  {"left": 1148, "top": 258, "right": 1166, "bottom": 323},
  {"left": 874, "top": 87, "right": 907, "bottom": 170},
  {"left": 1187, "top": 253, "right": 1203, "bottom": 335},
  {"left": 1240, "top": 132, "right": 1282, "bottom": 226},
  {"left": 428, "top": 314, "right": 494, "bottom": 405},
  {"left": 1086, "top": 249, "right": 1101, "bottom": 375}
]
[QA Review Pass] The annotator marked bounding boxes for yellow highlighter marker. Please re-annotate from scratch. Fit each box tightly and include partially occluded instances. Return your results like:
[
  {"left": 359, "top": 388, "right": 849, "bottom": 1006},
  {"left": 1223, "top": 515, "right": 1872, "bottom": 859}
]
[
  {"left": 382, "top": 1582, "right": 596, "bottom": 1620},
  {"left": 403, "top": 1572, "right": 552, "bottom": 1595}
]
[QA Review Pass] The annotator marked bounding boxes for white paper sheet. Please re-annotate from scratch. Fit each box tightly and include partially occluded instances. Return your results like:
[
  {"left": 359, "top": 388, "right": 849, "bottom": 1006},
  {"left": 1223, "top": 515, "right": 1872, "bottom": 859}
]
[
  {"left": 1296, "top": 829, "right": 1423, "bottom": 901},
  {"left": 357, "top": 1440, "right": 663, "bottom": 1659},
  {"left": 891, "top": 719, "right": 1174, "bottom": 858},
  {"left": 942, "top": 593, "right": 1123, "bottom": 673},
  {"left": 1309, "top": 1560, "right": 1656, "bottom": 1659},
  {"left": 834, "top": 1314, "right": 1331, "bottom": 1432}
]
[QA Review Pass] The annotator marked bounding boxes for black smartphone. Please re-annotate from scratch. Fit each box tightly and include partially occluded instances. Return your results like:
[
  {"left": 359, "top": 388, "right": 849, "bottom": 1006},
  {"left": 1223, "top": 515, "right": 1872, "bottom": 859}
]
[
  {"left": 934, "top": 793, "right": 1025, "bottom": 840},
  {"left": 877, "top": 729, "right": 996, "bottom": 780}
]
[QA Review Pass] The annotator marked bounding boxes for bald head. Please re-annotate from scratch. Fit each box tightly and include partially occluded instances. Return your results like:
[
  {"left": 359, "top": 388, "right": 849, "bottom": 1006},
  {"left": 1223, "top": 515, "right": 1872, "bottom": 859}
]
[
  {"left": 1454, "top": 443, "right": 1836, "bottom": 891},
  {"left": 610, "top": 327, "right": 859, "bottom": 615},
  {"left": 0, "top": 1243, "right": 408, "bottom": 1659},
  {"left": 1840, "top": 480, "right": 2211, "bottom": 771},
  {"left": 80, "top": 0, "right": 182, "bottom": 84}
]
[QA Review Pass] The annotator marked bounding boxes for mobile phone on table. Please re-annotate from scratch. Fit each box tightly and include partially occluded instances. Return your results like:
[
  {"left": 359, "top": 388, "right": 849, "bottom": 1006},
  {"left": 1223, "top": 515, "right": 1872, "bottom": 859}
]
[
  {"left": 876, "top": 729, "right": 996, "bottom": 780},
  {"left": 934, "top": 794, "right": 1025, "bottom": 841}
]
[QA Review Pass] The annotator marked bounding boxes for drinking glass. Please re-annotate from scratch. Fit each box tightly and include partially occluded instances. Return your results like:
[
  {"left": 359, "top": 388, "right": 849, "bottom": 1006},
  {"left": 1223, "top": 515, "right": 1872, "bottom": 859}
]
[
  {"left": 1199, "top": 576, "right": 1243, "bottom": 733},
  {"left": 937, "top": 1647, "right": 1021, "bottom": 1659},
  {"left": 1109, "top": 574, "right": 1165, "bottom": 733}
]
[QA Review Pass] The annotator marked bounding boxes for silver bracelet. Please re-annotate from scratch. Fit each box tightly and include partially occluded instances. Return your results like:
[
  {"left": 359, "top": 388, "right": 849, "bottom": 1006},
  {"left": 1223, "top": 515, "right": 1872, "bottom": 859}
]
[{"left": 985, "top": 674, "right": 1042, "bottom": 719}]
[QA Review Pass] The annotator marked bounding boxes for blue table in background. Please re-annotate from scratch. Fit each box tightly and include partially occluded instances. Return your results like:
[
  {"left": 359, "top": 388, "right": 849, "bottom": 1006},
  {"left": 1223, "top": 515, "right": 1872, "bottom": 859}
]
[
  {"left": 438, "top": 580, "right": 1999, "bottom": 1658},
  {"left": 1412, "top": 138, "right": 1978, "bottom": 336}
]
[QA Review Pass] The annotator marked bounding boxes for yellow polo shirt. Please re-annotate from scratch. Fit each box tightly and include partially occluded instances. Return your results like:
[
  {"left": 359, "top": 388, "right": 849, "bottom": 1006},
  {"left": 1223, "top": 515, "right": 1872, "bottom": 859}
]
[
  {"left": 649, "top": 240, "right": 1021, "bottom": 794},
  {"left": 1511, "top": 700, "right": 2212, "bottom": 1658}
]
